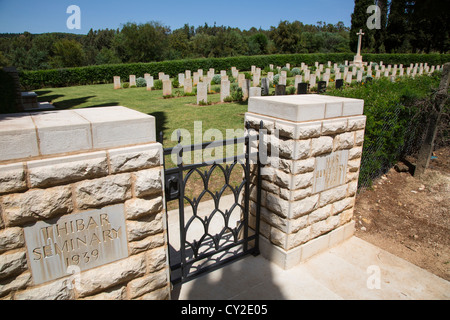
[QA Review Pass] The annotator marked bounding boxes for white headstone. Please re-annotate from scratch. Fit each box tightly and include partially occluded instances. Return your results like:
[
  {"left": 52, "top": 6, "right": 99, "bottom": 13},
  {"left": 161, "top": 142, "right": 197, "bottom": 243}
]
[
  {"left": 114, "top": 76, "right": 121, "bottom": 90},
  {"left": 294, "top": 75, "right": 302, "bottom": 92},
  {"left": 253, "top": 73, "right": 260, "bottom": 87},
  {"left": 197, "top": 82, "right": 207, "bottom": 104},
  {"left": 129, "top": 75, "right": 136, "bottom": 87},
  {"left": 145, "top": 75, "right": 153, "bottom": 91},
  {"left": 357, "top": 70, "right": 363, "bottom": 82},
  {"left": 242, "top": 79, "right": 250, "bottom": 100},
  {"left": 162, "top": 79, "right": 172, "bottom": 96},
  {"left": 310, "top": 74, "right": 316, "bottom": 87},
  {"left": 249, "top": 87, "right": 261, "bottom": 98},
  {"left": 193, "top": 72, "right": 199, "bottom": 86},
  {"left": 184, "top": 78, "right": 193, "bottom": 93},
  {"left": 220, "top": 80, "right": 231, "bottom": 102},
  {"left": 238, "top": 74, "right": 246, "bottom": 88},
  {"left": 232, "top": 67, "right": 239, "bottom": 78},
  {"left": 346, "top": 72, "right": 352, "bottom": 84},
  {"left": 178, "top": 73, "right": 185, "bottom": 87}
]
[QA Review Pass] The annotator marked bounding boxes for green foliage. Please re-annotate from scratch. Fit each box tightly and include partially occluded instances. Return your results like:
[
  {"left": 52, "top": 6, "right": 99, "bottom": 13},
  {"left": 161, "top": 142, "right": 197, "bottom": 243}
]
[
  {"left": 18, "top": 53, "right": 450, "bottom": 90},
  {"left": 153, "top": 80, "right": 163, "bottom": 90},
  {"left": 230, "top": 83, "right": 243, "bottom": 102},
  {"left": 122, "top": 82, "right": 129, "bottom": 88},
  {"left": 351, "top": 0, "right": 448, "bottom": 53},
  {"left": 211, "top": 74, "right": 221, "bottom": 85},
  {"left": 136, "top": 77, "right": 146, "bottom": 87},
  {"left": 273, "top": 74, "right": 280, "bottom": 85},
  {"left": 51, "top": 39, "right": 86, "bottom": 68},
  {"left": 327, "top": 73, "right": 442, "bottom": 187},
  {"left": 291, "top": 67, "right": 301, "bottom": 75},
  {"left": 117, "top": 22, "right": 170, "bottom": 63},
  {"left": 286, "top": 86, "right": 296, "bottom": 95}
]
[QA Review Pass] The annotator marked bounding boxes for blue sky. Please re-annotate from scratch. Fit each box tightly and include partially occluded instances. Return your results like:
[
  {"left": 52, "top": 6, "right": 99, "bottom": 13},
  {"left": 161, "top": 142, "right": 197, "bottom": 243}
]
[{"left": 0, "top": 0, "right": 355, "bottom": 34}]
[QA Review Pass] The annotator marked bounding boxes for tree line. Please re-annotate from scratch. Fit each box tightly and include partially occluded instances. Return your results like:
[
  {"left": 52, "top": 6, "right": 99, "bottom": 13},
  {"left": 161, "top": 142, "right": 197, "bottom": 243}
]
[
  {"left": 0, "top": 21, "right": 350, "bottom": 71},
  {"left": 350, "top": 0, "right": 449, "bottom": 54},
  {"left": 1, "top": 0, "right": 447, "bottom": 71}
]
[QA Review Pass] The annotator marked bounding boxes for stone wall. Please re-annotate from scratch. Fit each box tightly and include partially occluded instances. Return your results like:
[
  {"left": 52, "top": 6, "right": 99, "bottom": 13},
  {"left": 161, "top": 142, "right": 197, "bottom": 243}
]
[
  {"left": 246, "top": 95, "right": 365, "bottom": 269},
  {"left": 0, "top": 107, "right": 170, "bottom": 300}
]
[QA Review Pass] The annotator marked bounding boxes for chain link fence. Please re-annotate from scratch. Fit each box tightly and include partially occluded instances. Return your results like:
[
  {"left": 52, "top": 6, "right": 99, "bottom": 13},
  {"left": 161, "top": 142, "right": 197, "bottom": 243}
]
[{"left": 357, "top": 88, "right": 449, "bottom": 191}]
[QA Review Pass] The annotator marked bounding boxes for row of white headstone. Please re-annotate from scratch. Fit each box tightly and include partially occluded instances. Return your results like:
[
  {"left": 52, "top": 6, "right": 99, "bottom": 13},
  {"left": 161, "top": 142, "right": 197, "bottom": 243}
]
[{"left": 113, "top": 61, "right": 444, "bottom": 103}]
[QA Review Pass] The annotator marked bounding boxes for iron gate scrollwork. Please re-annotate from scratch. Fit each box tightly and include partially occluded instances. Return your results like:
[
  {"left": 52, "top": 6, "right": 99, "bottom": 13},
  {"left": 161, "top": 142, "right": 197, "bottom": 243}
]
[{"left": 162, "top": 122, "right": 263, "bottom": 284}]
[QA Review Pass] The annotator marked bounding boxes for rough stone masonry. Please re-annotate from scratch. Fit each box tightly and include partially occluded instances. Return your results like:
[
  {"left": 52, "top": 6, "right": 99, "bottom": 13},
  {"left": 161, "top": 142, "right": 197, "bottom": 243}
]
[
  {"left": 0, "top": 107, "right": 170, "bottom": 300},
  {"left": 245, "top": 95, "right": 365, "bottom": 269}
]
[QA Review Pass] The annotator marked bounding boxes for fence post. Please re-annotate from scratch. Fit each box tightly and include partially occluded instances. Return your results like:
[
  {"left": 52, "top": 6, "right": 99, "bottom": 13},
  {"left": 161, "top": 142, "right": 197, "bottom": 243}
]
[{"left": 415, "top": 63, "right": 450, "bottom": 177}]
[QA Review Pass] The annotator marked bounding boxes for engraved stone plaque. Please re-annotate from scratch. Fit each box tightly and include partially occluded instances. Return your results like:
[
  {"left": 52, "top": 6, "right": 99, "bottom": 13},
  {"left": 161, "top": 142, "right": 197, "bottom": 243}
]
[
  {"left": 24, "top": 204, "right": 129, "bottom": 285},
  {"left": 313, "top": 150, "right": 349, "bottom": 194}
]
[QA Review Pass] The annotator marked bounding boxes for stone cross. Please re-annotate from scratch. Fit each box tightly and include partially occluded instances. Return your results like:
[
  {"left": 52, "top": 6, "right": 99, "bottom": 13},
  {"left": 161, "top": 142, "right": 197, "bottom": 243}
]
[
  {"left": 356, "top": 29, "right": 365, "bottom": 57},
  {"left": 353, "top": 29, "right": 365, "bottom": 67}
]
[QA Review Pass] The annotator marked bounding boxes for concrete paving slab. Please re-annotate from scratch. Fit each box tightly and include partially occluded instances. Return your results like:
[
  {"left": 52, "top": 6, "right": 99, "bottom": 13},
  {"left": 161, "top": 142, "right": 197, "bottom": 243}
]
[{"left": 172, "top": 236, "right": 450, "bottom": 300}]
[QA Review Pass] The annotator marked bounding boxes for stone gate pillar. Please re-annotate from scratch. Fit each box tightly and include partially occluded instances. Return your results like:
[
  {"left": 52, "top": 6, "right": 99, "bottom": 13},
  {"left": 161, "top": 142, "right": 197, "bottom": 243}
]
[
  {"left": 246, "top": 95, "right": 366, "bottom": 269},
  {"left": 0, "top": 107, "right": 170, "bottom": 300}
]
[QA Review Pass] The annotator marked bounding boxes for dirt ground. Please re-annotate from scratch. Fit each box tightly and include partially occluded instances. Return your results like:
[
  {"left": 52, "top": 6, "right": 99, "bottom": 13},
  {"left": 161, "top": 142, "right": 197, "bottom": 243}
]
[{"left": 354, "top": 147, "right": 450, "bottom": 281}]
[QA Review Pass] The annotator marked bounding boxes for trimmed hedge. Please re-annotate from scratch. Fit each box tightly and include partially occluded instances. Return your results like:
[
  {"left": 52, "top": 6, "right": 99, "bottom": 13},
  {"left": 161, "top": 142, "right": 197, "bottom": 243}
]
[{"left": 19, "top": 53, "right": 450, "bottom": 90}]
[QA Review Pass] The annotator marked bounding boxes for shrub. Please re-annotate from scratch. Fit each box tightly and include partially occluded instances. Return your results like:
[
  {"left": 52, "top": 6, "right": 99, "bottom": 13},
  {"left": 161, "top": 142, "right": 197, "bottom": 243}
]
[
  {"left": 211, "top": 74, "right": 221, "bottom": 85},
  {"left": 122, "top": 82, "right": 130, "bottom": 88},
  {"left": 286, "top": 86, "right": 296, "bottom": 95},
  {"left": 327, "top": 73, "right": 443, "bottom": 188},
  {"left": 172, "top": 78, "right": 179, "bottom": 88},
  {"left": 291, "top": 68, "right": 301, "bottom": 76},
  {"left": 273, "top": 74, "right": 280, "bottom": 85},
  {"left": 153, "top": 80, "right": 163, "bottom": 90},
  {"left": 230, "top": 83, "right": 243, "bottom": 102},
  {"left": 136, "top": 77, "right": 146, "bottom": 87}
]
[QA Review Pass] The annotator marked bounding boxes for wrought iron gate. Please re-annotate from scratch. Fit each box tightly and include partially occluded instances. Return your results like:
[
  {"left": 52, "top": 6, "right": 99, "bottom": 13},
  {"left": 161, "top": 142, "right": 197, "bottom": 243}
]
[{"left": 162, "top": 123, "right": 262, "bottom": 284}]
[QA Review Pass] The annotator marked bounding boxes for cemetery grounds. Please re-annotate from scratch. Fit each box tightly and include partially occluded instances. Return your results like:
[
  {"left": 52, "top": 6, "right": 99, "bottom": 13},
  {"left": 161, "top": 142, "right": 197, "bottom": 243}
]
[{"left": 35, "top": 73, "right": 450, "bottom": 282}]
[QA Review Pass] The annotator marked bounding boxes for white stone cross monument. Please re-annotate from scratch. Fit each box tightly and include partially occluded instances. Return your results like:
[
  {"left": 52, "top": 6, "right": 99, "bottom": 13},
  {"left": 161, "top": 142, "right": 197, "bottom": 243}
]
[{"left": 353, "top": 29, "right": 364, "bottom": 68}]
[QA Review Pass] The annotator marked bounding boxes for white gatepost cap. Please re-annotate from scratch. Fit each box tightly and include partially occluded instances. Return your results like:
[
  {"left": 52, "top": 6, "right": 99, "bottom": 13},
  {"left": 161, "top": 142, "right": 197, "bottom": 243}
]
[
  {"left": 248, "top": 94, "right": 364, "bottom": 122},
  {"left": 0, "top": 106, "right": 156, "bottom": 162}
]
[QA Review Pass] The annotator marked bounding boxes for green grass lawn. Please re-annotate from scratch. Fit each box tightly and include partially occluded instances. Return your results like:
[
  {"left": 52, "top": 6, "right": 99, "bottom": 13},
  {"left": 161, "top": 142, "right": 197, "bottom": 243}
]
[
  {"left": 35, "top": 82, "right": 258, "bottom": 208},
  {"left": 35, "top": 83, "right": 249, "bottom": 151}
]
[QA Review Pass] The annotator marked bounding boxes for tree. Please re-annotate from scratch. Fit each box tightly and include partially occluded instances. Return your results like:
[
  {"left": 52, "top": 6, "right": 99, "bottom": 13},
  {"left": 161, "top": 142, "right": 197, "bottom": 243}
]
[
  {"left": 385, "top": 0, "right": 414, "bottom": 53},
  {"left": 51, "top": 39, "right": 86, "bottom": 68},
  {"left": 119, "top": 22, "right": 170, "bottom": 63},
  {"left": 0, "top": 51, "right": 10, "bottom": 67},
  {"left": 410, "top": 0, "right": 449, "bottom": 53},
  {"left": 350, "top": 0, "right": 377, "bottom": 52},
  {"left": 248, "top": 33, "right": 268, "bottom": 55},
  {"left": 95, "top": 47, "right": 121, "bottom": 65},
  {"left": 168, "top": 28, "right": 191, "bottom": 59},
  {"left": 269, "top": 21, "right": 303, "bottom": 54}
]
